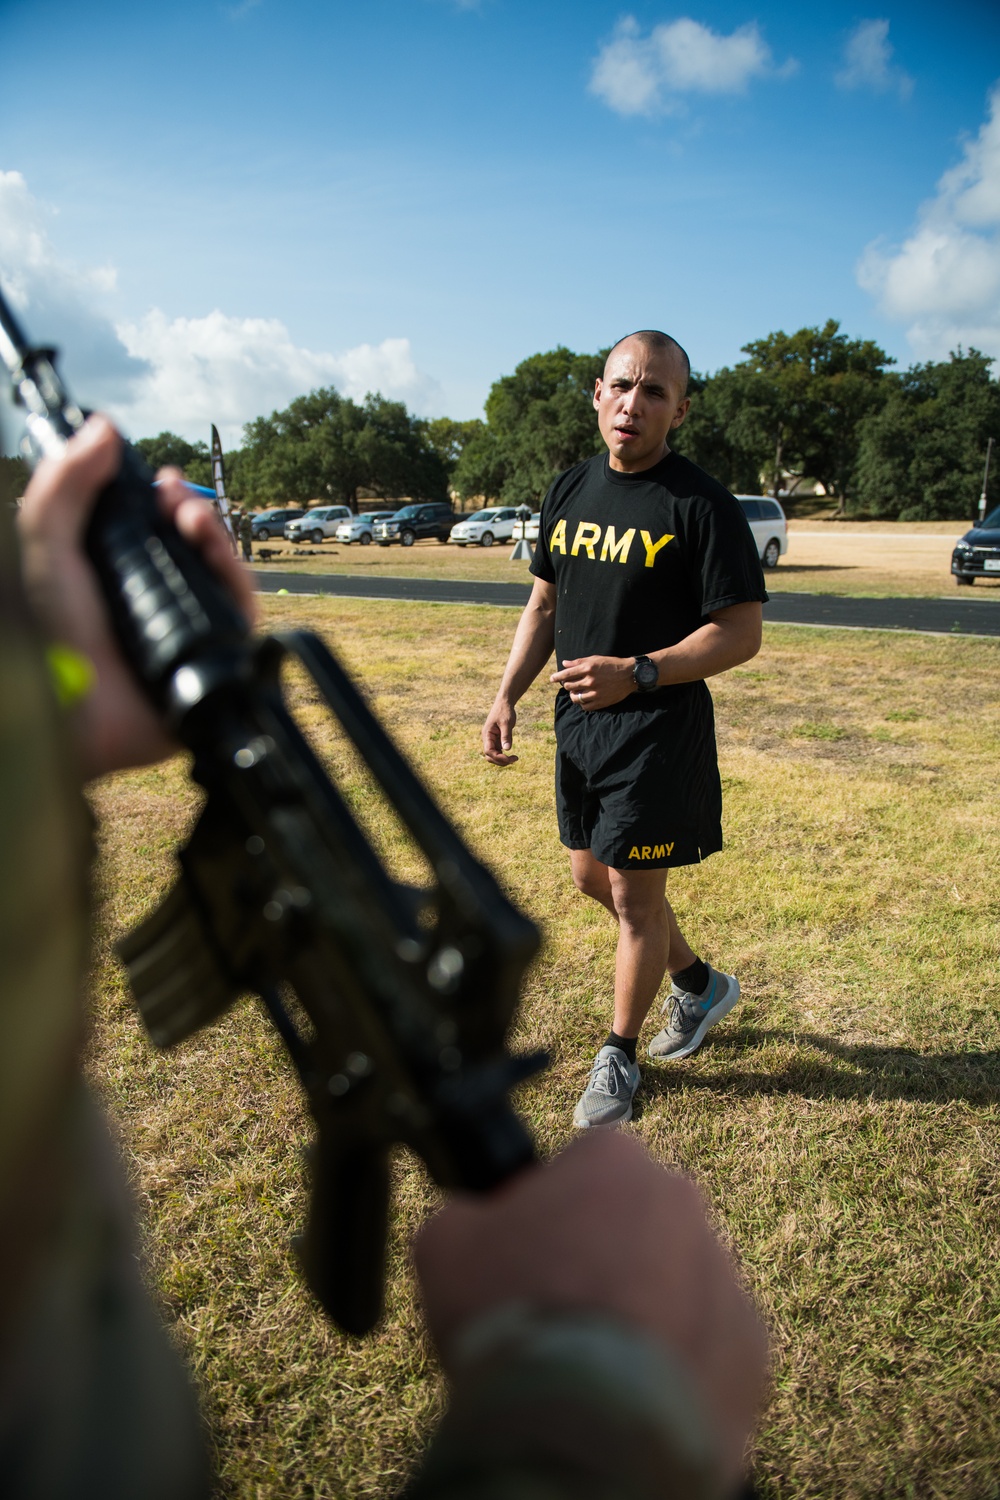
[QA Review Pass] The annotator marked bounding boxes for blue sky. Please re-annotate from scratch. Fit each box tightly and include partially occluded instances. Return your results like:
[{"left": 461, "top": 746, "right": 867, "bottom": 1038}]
[{"left": 2, "top": 0, "right": 999, "bottom": 445}]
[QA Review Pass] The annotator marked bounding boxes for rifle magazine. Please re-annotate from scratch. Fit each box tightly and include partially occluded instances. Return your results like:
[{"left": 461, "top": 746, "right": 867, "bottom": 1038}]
[{"left": 117, "top": 876, "right": 239, "bottom": 1048}]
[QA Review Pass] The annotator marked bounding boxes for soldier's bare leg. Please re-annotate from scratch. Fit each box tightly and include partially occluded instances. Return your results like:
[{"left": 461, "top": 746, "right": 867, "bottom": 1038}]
[{"left": 569, "top": 851, "right": 697, "bottom": 1037}]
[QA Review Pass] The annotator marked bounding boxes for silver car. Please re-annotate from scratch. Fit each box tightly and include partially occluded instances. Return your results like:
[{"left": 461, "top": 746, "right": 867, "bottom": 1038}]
[{"left": 284, "top": 506, "right": 352, "bottom": 543}]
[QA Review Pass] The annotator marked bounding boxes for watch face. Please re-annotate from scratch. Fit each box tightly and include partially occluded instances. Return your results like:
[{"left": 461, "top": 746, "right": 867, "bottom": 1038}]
[{"left": 634, "top": 657, "right": 659, "bottom": 690}]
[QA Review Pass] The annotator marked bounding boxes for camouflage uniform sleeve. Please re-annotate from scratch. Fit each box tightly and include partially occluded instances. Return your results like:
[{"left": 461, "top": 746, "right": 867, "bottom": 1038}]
[
  {"left": 400, "top": 1305, "right": 730, "bottom": 1500},
  {"left": 0, "top": 505, "right": 209, "bottom": 1499}
]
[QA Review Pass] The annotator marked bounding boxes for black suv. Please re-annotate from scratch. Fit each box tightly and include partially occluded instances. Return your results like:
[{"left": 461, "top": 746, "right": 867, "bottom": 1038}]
[
  {"left": 251, "top": 507, "right": 306, "bottom": 541},
  {"left": 374, "top": 502, "right": 455, "bottom": 547},
  {"left": 952, "top": 503, "right": 1000, "bottom": 584}
]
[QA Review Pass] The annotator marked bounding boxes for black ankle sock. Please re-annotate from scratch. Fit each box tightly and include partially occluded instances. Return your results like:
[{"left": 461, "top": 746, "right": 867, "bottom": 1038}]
[
  {"left": 670, "top": 957, "right": 710, "bottom": 997},
  {"left": 606, "top": 1030, "right": 637, "bottom": 1063}
]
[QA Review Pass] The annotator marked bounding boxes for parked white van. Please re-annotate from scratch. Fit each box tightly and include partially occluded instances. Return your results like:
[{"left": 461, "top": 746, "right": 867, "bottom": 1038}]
[{"left": 735, "top": 496, "right": 788, "bottom": 569}]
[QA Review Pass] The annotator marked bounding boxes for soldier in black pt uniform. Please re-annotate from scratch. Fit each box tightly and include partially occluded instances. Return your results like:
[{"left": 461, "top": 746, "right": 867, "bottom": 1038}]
[{"left": 482, "top": 331, "right": 767, "bottom": 1127}]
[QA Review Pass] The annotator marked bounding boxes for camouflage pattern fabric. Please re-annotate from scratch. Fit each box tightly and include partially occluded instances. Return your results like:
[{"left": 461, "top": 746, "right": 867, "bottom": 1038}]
[{"left": 0, "top": 503, "right": 208, "bottom": 1499}]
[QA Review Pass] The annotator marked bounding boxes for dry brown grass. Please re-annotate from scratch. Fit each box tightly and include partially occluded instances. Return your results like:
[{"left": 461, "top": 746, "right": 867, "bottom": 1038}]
[{"left": 87, "top": 597, "right": 1000, "bottom": 1498}]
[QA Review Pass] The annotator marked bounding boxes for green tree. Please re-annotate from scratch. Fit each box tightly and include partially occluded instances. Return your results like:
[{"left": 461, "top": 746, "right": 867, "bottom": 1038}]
[
  {"left": 453, "top": 347, "right": 606, "bottom": 505},
  {"left": 449, "top": 426, "right": 509, "bottom": 507},
  {"left": 239, "top": 388, "right": 448, "bottom": 510},
  {"left": 852, "top": 350, "right": 1000, "bottom": 520},
  {"left": 356, "top": 395, "right": 449, "bottom": 503},
  {"left": 425, "top": 417, "right": 485, "bottom": 476},
  {"left": 738, "top": 321, "right": 893, "bottom": 508},
  {"left": 240, "top": 389, "right": 365, "bottom": 507},
  {"left": 133, "top": 431, "right": 212, "bottom": 488},
  {"left": 672, "top": 368, "right": 770, "bottom": 495},
  {"left": 218, "top": 446, "right": 245, "bottom": 502}
]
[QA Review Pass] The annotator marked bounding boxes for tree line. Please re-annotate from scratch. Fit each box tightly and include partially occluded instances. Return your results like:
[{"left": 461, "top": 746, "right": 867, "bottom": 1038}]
[
  {"left": 133, "top": 395, "right": 482, "bottom": 512},
  {"left": 452, "top": 323, "right": 1000, "bottom": 521},
  {"left": 5, "top": 321, "right": 996, "bottom": 522}
]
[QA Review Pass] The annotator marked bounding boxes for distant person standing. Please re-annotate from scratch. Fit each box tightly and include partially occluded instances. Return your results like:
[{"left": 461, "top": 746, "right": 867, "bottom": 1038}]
[
  {"left": 237, "top": 508, "right": 254, "bottom": 563},
  {"left": 482, "top": 331, "right": 767, "bottom": 1128}
]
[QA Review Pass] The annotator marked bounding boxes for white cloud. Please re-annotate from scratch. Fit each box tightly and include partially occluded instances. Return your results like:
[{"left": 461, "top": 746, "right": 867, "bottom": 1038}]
[
  {"left": 116, "top": 310, "right": 442, "bottom": 446},
  {"left": 0, "top": 170, "right": 442, "bottom": 452},
  {"left": 857, "top": 83, "right": 1000, "bottom": 362},
  {"left": 330, "top": 336, "right": 439, "bottom": 406},
  {"left": 835, "top": 19, "right": 913, "bottom": 100},
  {"left": 0, "top": 169, "right": 150, "bottom": 416},
  {"left": 589, "top": 16, "right": 795, "bottom": 118}
]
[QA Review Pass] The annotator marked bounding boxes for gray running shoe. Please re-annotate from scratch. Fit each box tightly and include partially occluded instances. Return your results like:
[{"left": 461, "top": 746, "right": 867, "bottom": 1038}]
[
  {"left": 572, "top": 1045, "right": 641, "bottom": 1128},
  {"left": 647, "top": 966, "right": 740, "bottom": 1061}
]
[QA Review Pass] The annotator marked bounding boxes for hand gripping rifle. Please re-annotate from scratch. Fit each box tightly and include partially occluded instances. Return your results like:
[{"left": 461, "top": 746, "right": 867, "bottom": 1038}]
[{"left": 0, "top": 289, "right": 544, "bottom": 1336}]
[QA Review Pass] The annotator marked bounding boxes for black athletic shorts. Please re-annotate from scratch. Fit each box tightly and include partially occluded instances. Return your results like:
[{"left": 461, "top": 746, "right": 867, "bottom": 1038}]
[{"left": 553, "top": 684, "right": 723, "bottom": 870}]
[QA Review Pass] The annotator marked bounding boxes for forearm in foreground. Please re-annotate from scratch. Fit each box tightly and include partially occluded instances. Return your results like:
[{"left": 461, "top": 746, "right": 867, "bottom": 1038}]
[{"left": 401, "top": 1309, "right": 737, "bottom": 1500}]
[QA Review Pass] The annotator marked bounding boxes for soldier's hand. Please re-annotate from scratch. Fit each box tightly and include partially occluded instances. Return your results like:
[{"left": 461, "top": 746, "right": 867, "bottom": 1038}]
[
  {"left": 414, "top": 1132, "right": 768, "bottom": 1492},
  {"left": 481, "top": 697, "right": 518, "bottom": 765},
  {"left": 550, "top": 654, "right": 635, "bottom": 709},
  {"left": 17, "top": 415, "right": 255, "bottom": 781}
]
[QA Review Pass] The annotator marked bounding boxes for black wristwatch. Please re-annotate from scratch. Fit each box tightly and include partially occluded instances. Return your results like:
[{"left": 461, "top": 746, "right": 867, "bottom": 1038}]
[{"left": 633, "top": 655, "right": 659, "bottom": 692}]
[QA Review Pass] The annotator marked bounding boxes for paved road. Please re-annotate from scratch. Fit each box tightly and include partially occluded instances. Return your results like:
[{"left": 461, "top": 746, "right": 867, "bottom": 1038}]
[
  {"left": 254, "top": 569, "right": 1000, "bottom": 638},
  {"left": 763, "top": 592, "right": 1000, "bottom": 637}
]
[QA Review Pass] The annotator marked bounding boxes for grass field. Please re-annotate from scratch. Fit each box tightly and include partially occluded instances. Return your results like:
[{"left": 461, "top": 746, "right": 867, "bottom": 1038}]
[
  {"left": 245, "top": 521, "right": 1000, "bottom": 602},
  {"left": 87, "top": 595, "right": 1000, "bottom": 1498}
]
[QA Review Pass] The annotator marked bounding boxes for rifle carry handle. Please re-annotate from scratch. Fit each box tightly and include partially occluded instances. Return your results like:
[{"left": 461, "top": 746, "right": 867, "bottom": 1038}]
[{"left": 84, "top": 443, "right": 250, "bottom": 712}]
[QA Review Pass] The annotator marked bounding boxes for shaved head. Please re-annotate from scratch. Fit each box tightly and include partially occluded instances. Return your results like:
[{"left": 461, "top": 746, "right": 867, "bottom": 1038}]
[{"left": 604, "top": 331, "right": 690, "bottom": 395}]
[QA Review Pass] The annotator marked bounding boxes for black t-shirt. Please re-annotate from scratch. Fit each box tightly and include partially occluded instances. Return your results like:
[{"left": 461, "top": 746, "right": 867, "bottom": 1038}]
[{"left": 530, "top": 451, "right": 767, "bottom": 670}]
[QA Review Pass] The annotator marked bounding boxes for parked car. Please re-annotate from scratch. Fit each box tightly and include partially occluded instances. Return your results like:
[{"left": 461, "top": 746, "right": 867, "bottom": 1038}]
[
  {"left": 334, "top": 512, "right": 384, "bottom": 546},
  {"left": 374, "top": 502, "right": 455, "bottom": 546},
  {"left": 284, "top": 506, "right": 353, "bottom": 543},
  {"left": 511, "top": 512, "right": 541, "bottom": 543},
  {"left": 952, "top": 504, "right": 1000, "bottom": 584},
  {"left": 735, "top": 496, "right": 788, "bottom": 568},
  {"left": 251, "top": 507, "right": 305, "bottom": 541},
  {"left": 449, "top": 507, "right": 521, "bottom": 547}
]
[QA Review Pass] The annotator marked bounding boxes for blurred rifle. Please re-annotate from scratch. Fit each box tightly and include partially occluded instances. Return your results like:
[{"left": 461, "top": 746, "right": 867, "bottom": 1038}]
[{"left": 0, "top": 287, "right": 543, "bottom": 1336}]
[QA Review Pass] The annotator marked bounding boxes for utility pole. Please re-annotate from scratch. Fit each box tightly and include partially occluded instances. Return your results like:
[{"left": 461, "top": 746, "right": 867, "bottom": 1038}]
[{"left": 978, "top": 436, "right": 994, "bottom": 523}]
